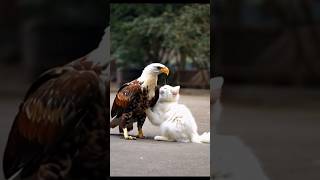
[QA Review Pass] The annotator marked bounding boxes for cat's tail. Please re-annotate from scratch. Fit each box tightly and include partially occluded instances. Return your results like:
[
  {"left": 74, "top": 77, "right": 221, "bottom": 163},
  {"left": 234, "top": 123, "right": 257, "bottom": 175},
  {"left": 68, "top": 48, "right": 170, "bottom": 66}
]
[
  {"left": 199, "top": 132, "right": 210, "bottom": 143},
  {"left": 192, "top": 132, "right": 210, "bottom": 143}
]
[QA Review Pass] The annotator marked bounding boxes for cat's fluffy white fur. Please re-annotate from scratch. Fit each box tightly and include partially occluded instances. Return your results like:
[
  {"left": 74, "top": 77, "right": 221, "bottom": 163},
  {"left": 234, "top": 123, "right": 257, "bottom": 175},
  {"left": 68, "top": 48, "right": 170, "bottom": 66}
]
[{"left": 146, "top": 85, "right": 210, "bottom": 143}]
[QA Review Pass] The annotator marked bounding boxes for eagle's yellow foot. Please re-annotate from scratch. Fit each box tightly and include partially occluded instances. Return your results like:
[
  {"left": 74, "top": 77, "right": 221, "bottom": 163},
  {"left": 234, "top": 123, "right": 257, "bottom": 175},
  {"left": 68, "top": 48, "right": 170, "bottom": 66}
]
[
  {"left": 136, "top": 128, "right": 145, "bottom": 139},
  {"left": 123, "top": 128, "right": 136, "bottom": 140},
  {"left": 124, "top": 135, "right": 136, "bottom": 140}
]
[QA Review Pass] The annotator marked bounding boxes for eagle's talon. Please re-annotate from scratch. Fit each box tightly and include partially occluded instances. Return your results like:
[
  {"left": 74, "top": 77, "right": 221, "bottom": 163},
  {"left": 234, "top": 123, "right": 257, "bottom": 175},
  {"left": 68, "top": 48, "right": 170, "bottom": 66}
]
[
  {"left": 136, "top": 134, "right": 145, "bottom": 139},
  {"left": 136, "top": 129, "right": 144, "bottom": 139},
  {"left": 122, "top": 128, "right": 136, "bottom": 140},
  {"left": 124, "top": 136, "right": 136, "bottom": 140}
]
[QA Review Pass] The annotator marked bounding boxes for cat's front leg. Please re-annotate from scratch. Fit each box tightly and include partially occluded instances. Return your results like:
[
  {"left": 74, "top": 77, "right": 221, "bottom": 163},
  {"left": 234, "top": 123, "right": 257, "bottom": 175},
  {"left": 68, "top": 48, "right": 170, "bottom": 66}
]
[{"left": 145, "top": 108, "right": 162, "bottom": 126}]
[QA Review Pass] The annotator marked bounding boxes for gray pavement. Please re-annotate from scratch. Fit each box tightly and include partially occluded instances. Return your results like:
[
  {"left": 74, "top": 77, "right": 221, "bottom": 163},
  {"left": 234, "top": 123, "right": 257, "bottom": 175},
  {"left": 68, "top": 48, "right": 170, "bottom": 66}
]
[
  {"left": 215, "top": 85, "right": 320, "bottom": 180},
  {"left": 3, "top": 83, "right": 319, "bottom": 179},
  {"left": 110, "top": 92, "right": 211, "bottom": 176},
  {"left": 0, "top": 84, "right": 210, "bottom": 179},
  {"left": 213, "top": 135, "right": 270, "bottom": 180}
]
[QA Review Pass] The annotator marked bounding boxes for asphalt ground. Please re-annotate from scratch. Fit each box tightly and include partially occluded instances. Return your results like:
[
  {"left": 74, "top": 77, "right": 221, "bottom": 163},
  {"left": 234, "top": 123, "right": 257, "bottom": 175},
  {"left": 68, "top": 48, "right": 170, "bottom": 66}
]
[
  {"left": 214, "top": 85, "right": 320, "bottom": 180},
  {"left": 110, "top": 92, "right": 211, "bottom": 176},
  {"left": 0, "top": 82, "right": 210, "bottom": 179},
  {"left": 2, "top": 84, "right": 319, "bottom": 179},
  {"left": 215, "top": 102, "right": 320, "bottom": 180}
]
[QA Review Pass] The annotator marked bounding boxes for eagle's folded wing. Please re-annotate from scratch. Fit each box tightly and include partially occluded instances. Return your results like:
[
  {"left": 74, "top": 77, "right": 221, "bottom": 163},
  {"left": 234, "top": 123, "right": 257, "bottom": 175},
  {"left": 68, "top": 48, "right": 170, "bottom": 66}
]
[
  {"left": 111, "top": 81, "right": 142, "bottom": 118},
  {"left": 3, "top": 67, "right": 101, "bottom": 179}
]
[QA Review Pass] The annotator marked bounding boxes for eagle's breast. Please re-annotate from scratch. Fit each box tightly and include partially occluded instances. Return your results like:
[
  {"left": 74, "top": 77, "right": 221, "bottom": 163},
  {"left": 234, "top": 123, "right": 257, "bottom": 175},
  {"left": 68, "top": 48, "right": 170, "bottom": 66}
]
[
  {"left": 140, "top": 79, "right": 156, "bottom": 100},
  {"left": 147, "top": 86, "right": 155, "bottom": 100}
]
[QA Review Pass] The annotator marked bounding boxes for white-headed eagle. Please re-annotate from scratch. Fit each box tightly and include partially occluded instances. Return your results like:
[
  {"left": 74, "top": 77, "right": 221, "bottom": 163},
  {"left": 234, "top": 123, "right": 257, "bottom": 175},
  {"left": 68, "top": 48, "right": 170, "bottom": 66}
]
[
  {"left": 2, "top": 27, "right": 110, "bottom": 179},
  {"left": 110, "top": 63, "right": 169, "bottom": 140}
]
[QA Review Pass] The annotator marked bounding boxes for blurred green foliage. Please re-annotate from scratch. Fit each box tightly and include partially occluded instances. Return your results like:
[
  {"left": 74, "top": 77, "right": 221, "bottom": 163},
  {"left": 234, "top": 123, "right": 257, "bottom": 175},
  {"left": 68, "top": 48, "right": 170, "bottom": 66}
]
[{"left": 111, "top": 4, "right": 210, "bottom": 70}]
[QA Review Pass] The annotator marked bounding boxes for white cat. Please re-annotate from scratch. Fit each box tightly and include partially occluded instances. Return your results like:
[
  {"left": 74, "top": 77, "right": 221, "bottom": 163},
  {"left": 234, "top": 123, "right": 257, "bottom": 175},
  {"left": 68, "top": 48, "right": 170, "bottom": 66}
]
[{"left": 145, "top": 85, "right": 210, "bottom": 143}]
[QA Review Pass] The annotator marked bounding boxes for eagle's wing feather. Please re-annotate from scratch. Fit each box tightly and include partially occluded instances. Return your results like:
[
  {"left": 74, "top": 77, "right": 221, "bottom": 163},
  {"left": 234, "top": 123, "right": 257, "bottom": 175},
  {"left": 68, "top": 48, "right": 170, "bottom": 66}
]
[
  {"left": 3, "top": 67, "right": 101, "bottom": 179},
  {"left": 111, "top": 81, "right": 141, "bottom": 118}
]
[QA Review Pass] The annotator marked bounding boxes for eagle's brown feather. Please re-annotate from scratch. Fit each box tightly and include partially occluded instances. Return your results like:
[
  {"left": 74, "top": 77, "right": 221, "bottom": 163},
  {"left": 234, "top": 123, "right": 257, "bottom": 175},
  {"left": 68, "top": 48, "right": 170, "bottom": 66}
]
[
  {"left": 16, "top": 70, "right": 99, "bottom": 144},
  {"left": 3, "top": 58, "right": 107, "bottom": 179},
  {"left": 111, "top": 80, "right": 142, "bottom": 118}
]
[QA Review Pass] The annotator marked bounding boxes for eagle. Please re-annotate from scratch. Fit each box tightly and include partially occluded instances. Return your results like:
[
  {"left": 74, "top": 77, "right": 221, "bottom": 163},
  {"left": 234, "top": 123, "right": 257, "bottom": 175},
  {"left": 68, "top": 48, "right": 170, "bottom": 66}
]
[
  {"left": 110, "top": 63, "right": 169, "bottom": 140},
  {"left": 2, "top": 27, "right": 110, "bottom": 179}
]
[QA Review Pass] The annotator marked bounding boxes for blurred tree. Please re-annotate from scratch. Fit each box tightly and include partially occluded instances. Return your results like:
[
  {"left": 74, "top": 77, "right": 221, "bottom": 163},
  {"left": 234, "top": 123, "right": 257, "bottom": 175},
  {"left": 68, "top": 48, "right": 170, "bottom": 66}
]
[{"left": 111, "top": 4, "right": 209, "bottom": 70}]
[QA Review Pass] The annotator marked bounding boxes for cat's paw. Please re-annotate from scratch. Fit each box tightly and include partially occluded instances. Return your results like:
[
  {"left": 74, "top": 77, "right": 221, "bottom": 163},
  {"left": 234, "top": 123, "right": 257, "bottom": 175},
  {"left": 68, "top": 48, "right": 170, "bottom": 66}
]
[
  {"left": 154, "top": 136, "right": 172, "bottom": 141},
  {"left": 191, "top": 139, "right": 202, "bottom": 143},
  {"left": 154, "top": 136, "right": 163, "bottom": 141}
]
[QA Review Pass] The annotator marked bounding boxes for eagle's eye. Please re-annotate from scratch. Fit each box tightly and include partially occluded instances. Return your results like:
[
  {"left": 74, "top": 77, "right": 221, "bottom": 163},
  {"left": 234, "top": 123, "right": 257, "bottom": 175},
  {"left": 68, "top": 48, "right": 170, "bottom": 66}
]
[{"left": 156, "top": 66, "right": 162, "bottom": 70}]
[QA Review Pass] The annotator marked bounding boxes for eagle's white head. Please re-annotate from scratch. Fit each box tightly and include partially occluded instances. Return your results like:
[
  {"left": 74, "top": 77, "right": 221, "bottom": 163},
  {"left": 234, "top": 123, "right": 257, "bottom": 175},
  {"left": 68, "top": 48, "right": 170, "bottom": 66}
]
[
  {"left": 138, "top": 63, "right": 169, "bottom": 99},
  {"left": 141, "top": 63, "right": 169, "bottom": 76}
]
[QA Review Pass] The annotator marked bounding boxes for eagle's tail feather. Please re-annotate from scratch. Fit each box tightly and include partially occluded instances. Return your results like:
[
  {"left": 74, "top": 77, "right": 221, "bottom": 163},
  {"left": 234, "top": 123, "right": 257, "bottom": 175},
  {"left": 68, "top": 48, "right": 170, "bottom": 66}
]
[
  {"left": 110, "top": 117, "right": 120, "bottom": 128},
  {"left": 110, "top": 118, "right": 134, "bottom": 134}
]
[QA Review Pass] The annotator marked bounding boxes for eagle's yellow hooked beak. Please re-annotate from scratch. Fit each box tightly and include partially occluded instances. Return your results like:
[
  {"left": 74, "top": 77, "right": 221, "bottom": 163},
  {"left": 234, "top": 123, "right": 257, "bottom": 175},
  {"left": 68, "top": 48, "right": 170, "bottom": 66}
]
[{"left": 160, "top": 67, "right": 169, "bottom": 76}]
